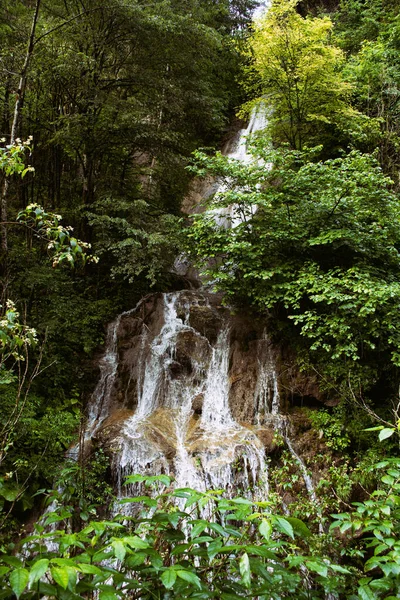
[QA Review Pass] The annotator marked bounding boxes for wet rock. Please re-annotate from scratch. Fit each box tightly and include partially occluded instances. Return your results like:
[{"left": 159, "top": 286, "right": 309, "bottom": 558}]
[
  {"left": 192, "top": 393, "right": 203, "bottom": 414},
  {"left": 95, "top": 409, "right": 135, "bottom": 449},
  {"left": 188, "top": 306, "right": 225, "bottom": 345},
  {"left": 174, "top": 330, "right": 211, "bottom": 374},
  {"left": 255, "top": 427, "right": 278, "bottom": 454},
  {"left": 144, "top": 409, "right": 178, "bottom": 460}
]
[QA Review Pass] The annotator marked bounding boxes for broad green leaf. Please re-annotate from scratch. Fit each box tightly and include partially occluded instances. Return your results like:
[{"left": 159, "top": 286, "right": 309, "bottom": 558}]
[
  {"left": 176, "top": 570, "right": 201, "bottom": 589},
  {"left": 208, "top": 522, "right": 228, "bottom": 536},
  {"left": 191, "top": 521, "right": 207, "bottom": 539},
  {"left": 286, "top": 517, "right": 311, "bottom": 538},
  {"left": 381, "top": 475, "right": 395, "bottom": 486},
  {"left": 51, "top": 566, "right": 70, "bottom": 590},
  {"left": 259, "top": 518, "right": 272, "bottom": 540},
  {"left": 2, "top": 557, "right": 22, "bottom": 568},
  {"left": 0, "top": 483, "right": 21, "bottom": 502},
  {"left": 273, "top": 516, "right": 294, "bottom": 539},
  {"left": 330, "top": 564, "right": 351, "bottom": 574},
  {"left": 239, "top": 553, "right": 251, "bottom": 588},
  {"left": 171, "top": 543, "right": 190, "bottom": 556},
  {"left": 111, "top": 540, "right": 126, "bottom": 561},
  {"left": 161, "top": 569, "right": 177, "bottom": 589},
  {"left": 246, "top": 545, "right": 276, "bottom": 559},
  {"left": 358, "top": 585, "right": 376, "bottom": 600},
  {"left": 10, "top": 568, "right": 29, "bottom": 599},
  {"left": 77, "top": 563, "right": 103, "bottom": 575},
  {"left": 124, "top": 536, "right": 149, "bottom": 550},
  {"left": 306, "top": 561, "right": 328, "bottom": 578},
  {"left": 28, "top": 559, "right": 49, "bottom": 587},
  {"left": 379, "top": 428, "right": 395, "bottom": 442},
  {"left": 99, "top": 591, "right": 120, "bottom": 600}
]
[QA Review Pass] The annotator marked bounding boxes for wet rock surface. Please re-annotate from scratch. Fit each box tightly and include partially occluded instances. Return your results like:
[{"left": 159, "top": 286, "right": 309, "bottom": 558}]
[{"left": 86, "top": 290, "right": 329, "bottom": 502}]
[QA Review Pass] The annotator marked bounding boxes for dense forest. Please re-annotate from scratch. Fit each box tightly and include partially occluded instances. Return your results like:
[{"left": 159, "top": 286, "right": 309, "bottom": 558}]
[{"left": 0, "top": 0, "right": 400, "bottom": 598}]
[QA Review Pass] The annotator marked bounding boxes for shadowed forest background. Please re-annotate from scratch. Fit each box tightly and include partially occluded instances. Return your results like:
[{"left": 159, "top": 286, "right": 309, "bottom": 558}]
[{"left": 0, "top": 1, "right": 400, "bottom": 598}]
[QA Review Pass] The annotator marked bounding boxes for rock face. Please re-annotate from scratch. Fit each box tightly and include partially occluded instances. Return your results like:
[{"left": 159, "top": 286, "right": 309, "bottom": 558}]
[{"left": 86, "top": 289, "right": 327, "bottom": 504}]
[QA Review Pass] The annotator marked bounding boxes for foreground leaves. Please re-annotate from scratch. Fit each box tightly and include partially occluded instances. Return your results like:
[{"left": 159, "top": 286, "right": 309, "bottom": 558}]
[{"left": 0, "top": 480, "right": 350, "bottom": 599}]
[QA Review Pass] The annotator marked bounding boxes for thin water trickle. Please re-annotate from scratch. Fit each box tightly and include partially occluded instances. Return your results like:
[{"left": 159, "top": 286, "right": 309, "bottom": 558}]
[
  {"left": 254, "top": 331, "right": 280, "bottom": 423},
  {"left": 86, "top": 314, "right": 122, "bottom": 433},
  {"left": 201, "top": 328, "right": 233, "bottom": 431},
  {"left": 285, "top": 435, "right": 324, "bottom": 534}
]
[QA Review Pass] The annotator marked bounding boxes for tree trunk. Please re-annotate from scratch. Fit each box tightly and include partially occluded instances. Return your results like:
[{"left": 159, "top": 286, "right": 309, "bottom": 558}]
[{"left": 1, "top": 0, "right": 42, "bottom": 253}]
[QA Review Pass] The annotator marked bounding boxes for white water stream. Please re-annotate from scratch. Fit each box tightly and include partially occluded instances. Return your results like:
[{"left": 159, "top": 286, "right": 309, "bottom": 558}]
[
  {"left": 107, "top": 292, "right": 271, "bottom": 504},
  {"left": 82, "top": 0, "right": 321, "bottom": 515}
]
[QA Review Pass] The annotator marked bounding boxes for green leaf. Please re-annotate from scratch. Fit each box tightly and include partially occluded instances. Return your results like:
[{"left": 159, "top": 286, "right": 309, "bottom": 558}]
[
  {"left": 285, "top": 517, "right": 311, "bottom": 538},
  {"left": 2, "top": 557, "right": 22, "bottom": 568},
  {"left": 0, "top": 483, "right": 21, "bottom": 502},
  {"left": 191, "top": 521, "right": 207, "bottom": 539},
  {"left": 111, "top": 540, "right": 126, "bottom": 561},
  {"left": 239, "top": 553, "right": 251, "bottom": 588},
  {"left": 306, "top": 561, "right": 328, "bottom": 578},
  {"left": 77, "top": 563, "right": 103, "bottom": 576},
  {"left": 124, "top": 536, "right": 149, "bottom": 550},
  {"left": 99, "top": 591, "right": 120, "bottom": 600},
  {"left": 161, "top": 569, "right": 177, "bottom": 590},
  {"left": 176, "top": 570, "right": 201, "bottom": 589},
  {"left": 364, "top": 427, "right": 384, "bottom": 432},
  {"left": 330, "top": 564, "right": 351, "bottom": 574},
  {"left": 51, "top": 566, "right": 70, "bottom": 590},
  {"left": 259, "top": 518, "right": 272, "bottom": 540},
  {"left": 379, "top": 428, "right": 395, "bottom": 442},
  {"left": 273, "top": 516, "right": 294, "bottom": 539},
  {"left": 358, "top": 585, "right": 376, "bottom": 600},
  {"left": 10, "top": 568, "right": 29, "bottom": 599},
  {"left": 28, "top": 559, "right": 49, "bottom": 587}
]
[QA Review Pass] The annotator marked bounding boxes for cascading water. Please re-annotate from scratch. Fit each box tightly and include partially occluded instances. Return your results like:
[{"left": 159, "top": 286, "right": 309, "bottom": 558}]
[
  {"left": 93, "top": 291, "right": 273, "bottom": 504},
  {"left": 254, "top": 331, "right": 280, "bottom": 423},
  {"left": 81, "top": 0, "right": 321, "bottom": 516},
  {"left": 87, "top": 315, "right": 122, "bottom": 433}
]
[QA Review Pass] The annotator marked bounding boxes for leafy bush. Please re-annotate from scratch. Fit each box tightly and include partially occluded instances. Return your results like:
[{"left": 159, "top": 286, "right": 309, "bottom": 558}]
[
  {"left": 0, "top": 475, "right": 351, "bottom": 599},
  {"left": 189, "top": 143, "right": 400, "bottom": 387}
]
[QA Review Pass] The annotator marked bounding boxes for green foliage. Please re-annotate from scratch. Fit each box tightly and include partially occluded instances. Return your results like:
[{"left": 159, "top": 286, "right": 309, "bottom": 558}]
[
  {"left": 0, "top": 139, "right": 34, "bottom": 178},
  {"left": 0, "top": 386, "right": 79, "bottom": 534},
  {"left": 17, "top": 203, "right": 97, "bottom": 268},
  {"left": 0, "top": 477, "right": 352, "bottom": 599},
  {"left": 189, "top": 142, "right": 400, "bottom": 384},
  {"left": 50, "top": 449, "right": 114, "bottom": 523},
  {"left": 0, "top": 300, "right": 37, "bottom": 368},
  {"left": 246, "top": 0, "right": 354, "bottom": 151},
  {"left": 331, "top": 456, "right": 400, "bottom": 598},
  {"left": 334, "top": 0, "right": 400, "bottom": 177},
  {"left": 308, "top": 408, "right": 351, "bottom": 451},
  {"left": 87, "top": 197, "right": 182, "bottom": 285}
]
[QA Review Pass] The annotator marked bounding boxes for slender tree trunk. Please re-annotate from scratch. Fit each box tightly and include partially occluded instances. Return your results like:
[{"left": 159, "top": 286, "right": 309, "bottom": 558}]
[{"left": 1, "top": 0, "right": 42, "bottom": 253}]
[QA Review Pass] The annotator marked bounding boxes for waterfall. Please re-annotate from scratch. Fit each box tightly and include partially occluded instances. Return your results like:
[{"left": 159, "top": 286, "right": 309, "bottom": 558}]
[
  {"left": 79, "top": 0, "right": 321, "bottom": 523},
  {"left": 100, "top": 291, "right": 271, "bottom": 503},
  {"left": 201, "top": 328, "right": 233, "bottom": 430},
  {"left": 254, "top": 331, "right": 280, "bottom": 423},
  {"left": 86, "top": 314, "right": 122, "bottom": 433}
]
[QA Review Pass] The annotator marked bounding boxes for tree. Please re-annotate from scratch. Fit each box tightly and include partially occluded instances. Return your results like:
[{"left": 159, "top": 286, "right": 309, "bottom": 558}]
[
  {"left": 0, "top": 141, "right": 94, "bottom": 528},
  {"left": 189, "top": 140, "right": 400, "bottom": 386},
  {"left": 0, "top": 0, "right": 41, "bottom": 252},
  {"left": 247, "top": 0, "right": 353, "bottom": 150}
]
